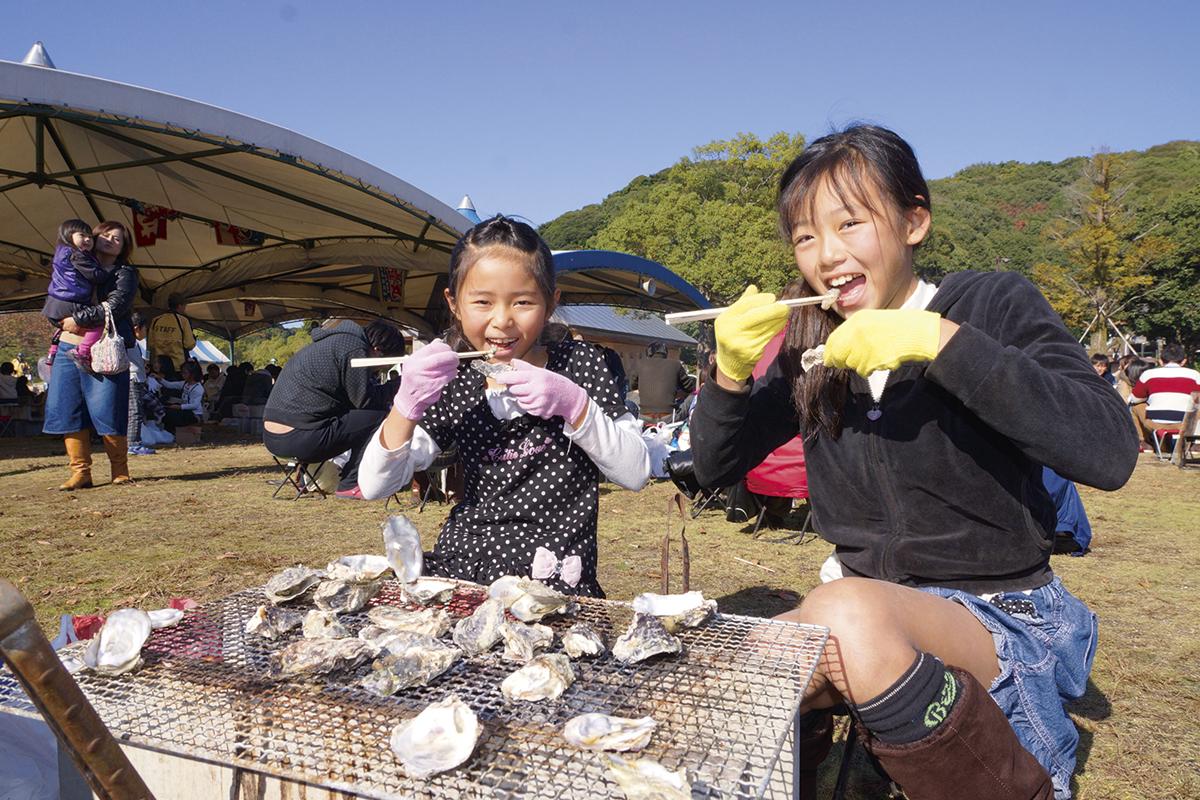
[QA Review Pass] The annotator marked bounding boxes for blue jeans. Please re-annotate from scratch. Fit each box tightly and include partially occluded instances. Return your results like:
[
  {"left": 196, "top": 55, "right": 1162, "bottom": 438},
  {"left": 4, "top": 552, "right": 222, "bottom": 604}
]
[
  {"left": 921, "top": 577, "right": 1097, "bottom": 800},
  {"left": 42, "top": 341, "right": 130, "bottom": 436}
]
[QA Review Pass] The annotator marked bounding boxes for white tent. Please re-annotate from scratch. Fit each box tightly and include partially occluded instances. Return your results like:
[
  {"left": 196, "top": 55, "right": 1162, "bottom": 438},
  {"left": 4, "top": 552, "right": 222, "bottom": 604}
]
[{"left": 189, "top": 339, "right": 230, "bottom": 366}]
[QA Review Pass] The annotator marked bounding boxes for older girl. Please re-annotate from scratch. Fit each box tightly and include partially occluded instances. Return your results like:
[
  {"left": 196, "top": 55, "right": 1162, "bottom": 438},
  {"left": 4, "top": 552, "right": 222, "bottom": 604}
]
[
  {"left": 691, "top": 126, "right": 1137, "bottom": 800},
  {"left": 358, "top": 216, "right": 650, "bottom": 596}
]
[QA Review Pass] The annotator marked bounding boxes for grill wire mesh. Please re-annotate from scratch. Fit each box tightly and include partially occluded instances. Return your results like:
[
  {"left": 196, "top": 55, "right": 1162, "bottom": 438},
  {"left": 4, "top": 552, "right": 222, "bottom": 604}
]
[{"left": 1, "top": 581, "right": 827, "bottom": 799}]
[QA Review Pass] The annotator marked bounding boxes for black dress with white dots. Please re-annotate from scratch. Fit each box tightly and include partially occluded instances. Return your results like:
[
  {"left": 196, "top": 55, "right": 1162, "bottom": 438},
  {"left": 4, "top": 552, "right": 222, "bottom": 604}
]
[{"left": 419, "top": 340, "right": 629, "bottom": 597}]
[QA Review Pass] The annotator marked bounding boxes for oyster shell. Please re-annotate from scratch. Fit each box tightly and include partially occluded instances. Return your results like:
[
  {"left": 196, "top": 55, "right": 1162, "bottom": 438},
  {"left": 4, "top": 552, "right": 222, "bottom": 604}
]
[
  {"left": 500, "top": 621, "right": 554, "bottom": 663},
  {"left": 561, "top": 622, "right": 605, "bottom": 659},
  {"left": 500, "top": 654, "right": 575, "bottom": 702},
  {"left": 268, "top": 637, "right": 373, "bottom": 679},
  {"left": 487, "top": 575, "right": 524, "bottom": 608},
  {"left": 313, "top": 579, "right": 381, "bottom": 614},
  {"left": 302, "top": 609, "right": 349, "bottom": 639},
  {"left": 509, "top": 578, "right": 576, "bottom": 622},
  {"left": 263, "top": 566, "right": 324, "bottom": 605},
  {"left": 562, "top": 713, "right": 656, "bottom": 752},
  {"left": 366, "top": 605, "right": 451, "bottom": 638},
  {"left": 632, "top": 591, "right": 717, "bottom": 633},
  {"left": 402, "top": 578, "right": 457, "bottom": 606},
  {"left": 325, "top": 554, "right": 391, "bottom": 584},
  {"left": 147, "top": 608, "right": 184, "bottom": 629},
  {"left": 452, "top": 598, "right": 505, "bottom": 656},
  {"left": 606, "top": 755, "right": 692, "bottom": 800},
  {"left": 612, "top": 614, "right": 682, "bottom": 664},
  {"left": 82, "top": 609, "right": 152, "bottom": 675},
  {"left": 382, "top": 515, "right": 424, "bottom": 584},
  {"left": 244, "top": 605, "right": 304, "bottom": 640},
  {"left": 389, "top": 695, "right": 479, "bottom": 778},
  {"left": 360, "top": 636, "right": 462, "bottom": 695}
]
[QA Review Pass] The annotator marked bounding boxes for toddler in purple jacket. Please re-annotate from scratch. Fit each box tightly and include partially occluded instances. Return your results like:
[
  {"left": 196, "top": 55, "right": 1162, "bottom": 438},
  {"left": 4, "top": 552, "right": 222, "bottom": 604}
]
[{"left": 42, "top": 219, "right": 104, "bottom": 370}]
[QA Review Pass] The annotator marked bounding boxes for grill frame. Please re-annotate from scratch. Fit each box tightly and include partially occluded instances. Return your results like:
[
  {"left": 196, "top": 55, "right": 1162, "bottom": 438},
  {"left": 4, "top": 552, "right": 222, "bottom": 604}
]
[{"left": 1, "top": 581, "right": 828, "bottom": 799}]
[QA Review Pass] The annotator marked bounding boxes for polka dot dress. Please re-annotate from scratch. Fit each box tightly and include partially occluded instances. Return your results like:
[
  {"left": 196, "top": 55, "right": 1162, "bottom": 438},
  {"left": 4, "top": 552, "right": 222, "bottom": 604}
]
[{"left": 420, "top": 341, "right": 628, "bottom": 598}]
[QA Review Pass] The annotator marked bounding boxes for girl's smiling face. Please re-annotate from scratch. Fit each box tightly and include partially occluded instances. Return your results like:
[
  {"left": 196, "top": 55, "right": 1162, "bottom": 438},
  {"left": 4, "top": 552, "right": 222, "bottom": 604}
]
[
  {"left": 445, "top": 247, "right": 557, "bottom": 364},
  {"left": 789, "top": 176, "right": 930, "bottom": 317}
]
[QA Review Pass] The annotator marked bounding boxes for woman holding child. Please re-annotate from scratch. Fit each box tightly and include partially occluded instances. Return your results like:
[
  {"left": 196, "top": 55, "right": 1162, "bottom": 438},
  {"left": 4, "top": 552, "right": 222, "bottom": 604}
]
[{"left": 42, "top": 221, "right": 138, "bottom": 490}]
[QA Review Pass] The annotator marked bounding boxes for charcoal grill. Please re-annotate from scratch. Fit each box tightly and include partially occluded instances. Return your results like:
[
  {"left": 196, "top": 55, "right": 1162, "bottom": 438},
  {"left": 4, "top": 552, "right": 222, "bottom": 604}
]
[{"left": 0, "top": 581, "right": 828, "bottom": 799}]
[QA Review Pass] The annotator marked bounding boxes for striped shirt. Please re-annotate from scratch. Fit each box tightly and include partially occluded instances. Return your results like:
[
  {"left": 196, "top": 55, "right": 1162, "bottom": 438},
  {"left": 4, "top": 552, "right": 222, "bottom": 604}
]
[{"left": 1131, "top": 363, "right": 1200, "bottom": 422}]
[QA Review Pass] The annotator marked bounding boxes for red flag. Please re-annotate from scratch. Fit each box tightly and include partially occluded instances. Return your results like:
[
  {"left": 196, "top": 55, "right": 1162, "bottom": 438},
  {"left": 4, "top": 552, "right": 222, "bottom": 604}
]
[
  {"left": 133, "top": 206, "right": 169, "bottom": 247},
  {"left": 213, "top": 222, "right": 266, "bottom": 246}
]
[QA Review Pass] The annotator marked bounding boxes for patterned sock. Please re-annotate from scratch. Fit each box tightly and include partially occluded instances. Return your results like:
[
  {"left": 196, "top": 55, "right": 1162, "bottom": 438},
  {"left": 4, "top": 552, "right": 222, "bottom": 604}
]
[{"left": 850, "top": 652, "right": 961, "bottom": 744}]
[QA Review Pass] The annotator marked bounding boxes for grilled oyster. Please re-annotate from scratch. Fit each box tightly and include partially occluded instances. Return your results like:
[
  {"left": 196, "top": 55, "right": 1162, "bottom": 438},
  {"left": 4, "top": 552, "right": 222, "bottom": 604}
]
[
  {"left": 268, "top": 637, "right": 373, "bottom": 679},
  {"left": 452, "top": 598, "right": 505, "bottom": 656},
  {"left": 245, "top": 605, "right": 304, "bottom": 640},
  {"left": 606, "top": 755, "right": 692, "bottom": 799},
  {"left": 366, "top": 605, "right": 451, "bottom": 638},
  {"left": 360, "top": 636, "right": 462, "bottom": 695},
  {"left": 325, "top": 554, "right": 391, "bottom": 584},
  {"left": 147, "top": 608, "right": 184, "bottom": 629},
  {"left": 382, "top": 515, "right": 424, "bottom": 584},
  {"left": 402, "top": 578, "right": 457, "bottom": 606},
  {"left": 612, "top": 614, "right": 682, "bottom": 664},
  {"left": 562, "top": 713, "right": 656, "bottom": 752},
  {"left": 561, "top": 622, "right": 605, "bottom": 659},
  {"left": 632, "top": 591, "right": 717, "bottom": 633},
  {"left": 263, "top": 565, "right": 324, "bottom": 605},
  {"left": 313, "top": 579, "right": 381, "bottom": 614},
  {"left": 302, "top": 609, "right": 349, "bottom": 639},
  {"left": 82, "top": 609, "right": 152, "bottom": 675},
  {"left": 389, "top": 695, "right": 479, "bottom": 778},
  {"left": 500, "top": 654, "right": 575, "bottom": 702},
  {"left": 499, "top": 621, "right": 554, "bottom": 663},
  {"left": 509, "top": 578, "right": 577, "bottom": 622},
  {"left": 487, "top": 575, "right": 524, "bottom": 608}
]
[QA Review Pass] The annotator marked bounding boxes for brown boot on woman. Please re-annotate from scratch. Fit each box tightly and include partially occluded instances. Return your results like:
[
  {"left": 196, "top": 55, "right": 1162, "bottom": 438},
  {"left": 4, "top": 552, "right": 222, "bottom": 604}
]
[
  {"left": 59, "top": 431, "right": 93, "bottom": 491},
  {"left": 862, "top": 666, "right": 1053, "bottom": 800},
  {"left": 102, "top": 435, "right": 131, "bottom": 485}
]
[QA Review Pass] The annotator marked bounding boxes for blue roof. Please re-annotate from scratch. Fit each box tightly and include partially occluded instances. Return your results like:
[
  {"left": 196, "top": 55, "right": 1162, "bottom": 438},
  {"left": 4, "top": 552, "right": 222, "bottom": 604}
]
[{"left": 552, "top": 305, "right": 696, "bottom": 347}]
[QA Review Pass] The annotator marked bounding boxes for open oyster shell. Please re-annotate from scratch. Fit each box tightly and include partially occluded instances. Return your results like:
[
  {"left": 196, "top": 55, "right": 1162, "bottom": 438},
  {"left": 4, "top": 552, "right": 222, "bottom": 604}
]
[
  {"left": 487, "top": 575, "right": 525, "bottom": 608},
  {"left": 401, "top": 578, "right": 457, "bottom": 606},
  {"left": 606, "top": 754, "right": 692, "bottom": 800},
  {"left": 82, "top": 609, "right": 152, "bottom": 675},
  {"left": 147, "top": 608, "right": 184, "bottom": 629},
  {"left": 264, "top": 565, "right": 324, "bottom": 605},
  {"left": 366, "top": 605, "right": 451, "bottom": 638},
  {"left": 383, "top": 515, "right": 424, "bottom": 584},
  {"left": 612, "top": 614, "right": 682, "bottom": 664},
  {"left": 499, "top": 621, "right": 554, "bottom": 663},
  {"left": 562, "top": 713, "right": 656, "bottom": 752},
  {"left": 500, "top": 654, "right": 575, "bottom": 702},
  {"left": 389, "top": 694, "right": 479, "bottom": 779},
  {"left": 632, "top": 591, "right": 717, "bottom": 633},
  {"left": 325, "top": 554, "right": 391, "bottom": 584},
  {"left": 561, "top": 622, "right": 606, "bottom": 659},
  {"left": 509, "top": 578, "right": 577, "bottom": 622}
]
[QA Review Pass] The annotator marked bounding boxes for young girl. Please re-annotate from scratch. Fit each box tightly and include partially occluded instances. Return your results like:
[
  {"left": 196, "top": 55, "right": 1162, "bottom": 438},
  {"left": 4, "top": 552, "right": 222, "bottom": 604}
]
[
  {"left": 157, "top": 361, "right": 206, "bottom": 432},
  {"left": 358, "top": 216, "right": 651, "bottom": 596},
  {"left": 42, "top": 219, "right": 104, "bottom": 369},
  {"left": 690, "top": 126, "right": 1137, "bottom": 800}
]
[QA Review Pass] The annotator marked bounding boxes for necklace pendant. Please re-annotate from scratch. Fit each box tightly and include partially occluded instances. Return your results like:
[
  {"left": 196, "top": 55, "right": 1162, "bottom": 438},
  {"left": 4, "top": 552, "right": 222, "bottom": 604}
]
[{"left": 867, "top": 406, "right": 882, "bottom": 421}]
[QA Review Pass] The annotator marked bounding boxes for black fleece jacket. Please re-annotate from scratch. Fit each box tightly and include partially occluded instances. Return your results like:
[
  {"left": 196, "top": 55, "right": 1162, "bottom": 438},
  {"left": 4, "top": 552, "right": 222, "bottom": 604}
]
[
  {"left": 691, "top": 271, "right": 1138, "bottom": 594},
  {"left": 264, "top": 322, "right": 389, "bottom": 428}
]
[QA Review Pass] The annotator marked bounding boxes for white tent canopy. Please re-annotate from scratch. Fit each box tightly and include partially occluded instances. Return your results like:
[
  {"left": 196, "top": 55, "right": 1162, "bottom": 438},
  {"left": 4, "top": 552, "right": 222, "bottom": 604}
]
[
  {"left": 0, "top": 53, "right": 470, "bottom": 339},
  {"left": 189, "top": 339, "right": 230, "bottom": 366}
]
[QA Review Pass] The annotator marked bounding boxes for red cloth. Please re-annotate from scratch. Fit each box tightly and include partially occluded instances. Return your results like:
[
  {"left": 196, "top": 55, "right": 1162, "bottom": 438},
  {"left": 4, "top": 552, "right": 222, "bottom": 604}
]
[
  {"left": 72, "top": 614, "right": 105, "bottom": 640},
  {"left": 169, "top": 597, "right": 199, "bottom": 610},
  {"left": 744, "top": 332, "right": 808, "bottom": 499}
]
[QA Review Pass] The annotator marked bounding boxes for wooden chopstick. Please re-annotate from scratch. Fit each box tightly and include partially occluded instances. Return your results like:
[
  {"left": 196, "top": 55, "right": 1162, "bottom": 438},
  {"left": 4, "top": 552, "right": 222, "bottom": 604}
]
[
  {"left": 349, "top": 349, "right": 493, "bottom": 368},
  {"left": 663, "top": 292, "right": 839, "bottom": 326}
]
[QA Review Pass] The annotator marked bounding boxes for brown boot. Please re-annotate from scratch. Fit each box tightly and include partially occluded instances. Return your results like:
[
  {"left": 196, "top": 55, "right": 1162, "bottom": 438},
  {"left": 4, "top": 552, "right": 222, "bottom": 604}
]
[
  {"left": 795, "top": 709, "right": 834, "bottom": 799},
  {"left": 862, "top": 667, "right": 1053, "bottom": 800},
  {"left": 102, "top": 435, "right": 131, "bottom": 485},
  {"left": 59, "top": 432, "right": 93, "bottom": 491}
]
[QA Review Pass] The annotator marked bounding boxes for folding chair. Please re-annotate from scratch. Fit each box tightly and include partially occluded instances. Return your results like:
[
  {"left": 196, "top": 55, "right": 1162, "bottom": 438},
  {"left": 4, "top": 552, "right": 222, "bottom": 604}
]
[
  {"left": 745, "top": 434, "right": 815, "bottom": 543},
  {"left": 269, "top": 456, "right": 329, "bottom": 499},
  {"left": 1151, "top": 428, "right": 1180, "bottom": 461}
]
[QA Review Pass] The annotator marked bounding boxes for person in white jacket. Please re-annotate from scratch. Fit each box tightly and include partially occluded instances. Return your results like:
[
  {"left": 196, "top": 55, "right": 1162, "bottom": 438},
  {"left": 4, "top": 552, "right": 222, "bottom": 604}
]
[{"left": 157, "top": 361, "right": 205, "bottom": 432}]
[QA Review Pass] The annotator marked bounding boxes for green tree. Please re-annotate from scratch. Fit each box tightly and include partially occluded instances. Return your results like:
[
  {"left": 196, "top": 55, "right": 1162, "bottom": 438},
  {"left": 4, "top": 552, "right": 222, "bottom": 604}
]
[{"left": 1138, "top": 187, "right": 1200, "bottom": 344}]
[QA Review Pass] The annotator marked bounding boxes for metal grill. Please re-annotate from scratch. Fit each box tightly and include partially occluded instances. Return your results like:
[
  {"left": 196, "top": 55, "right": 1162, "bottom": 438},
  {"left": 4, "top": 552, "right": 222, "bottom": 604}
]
[{"left": 0, "top": 582, "right": 827, "bottom": 799}]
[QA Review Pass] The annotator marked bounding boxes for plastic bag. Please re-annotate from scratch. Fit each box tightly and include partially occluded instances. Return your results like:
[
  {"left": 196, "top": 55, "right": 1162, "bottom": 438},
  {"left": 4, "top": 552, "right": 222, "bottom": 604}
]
[{"left": 141, "top": 422, "right": 174, "bottom": 445}]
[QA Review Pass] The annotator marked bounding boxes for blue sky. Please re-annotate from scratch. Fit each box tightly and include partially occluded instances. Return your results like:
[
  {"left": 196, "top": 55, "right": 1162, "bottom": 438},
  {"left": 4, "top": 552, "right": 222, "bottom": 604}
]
[{"left": 5, "top": 1, "right": 1197, "bottom": 225}]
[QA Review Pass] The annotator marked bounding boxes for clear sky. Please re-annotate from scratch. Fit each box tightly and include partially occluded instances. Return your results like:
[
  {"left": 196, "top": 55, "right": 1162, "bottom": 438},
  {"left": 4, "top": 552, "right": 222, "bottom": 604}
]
[{"left": 5, "top": 1, "right": 1197, "bottom": 225}]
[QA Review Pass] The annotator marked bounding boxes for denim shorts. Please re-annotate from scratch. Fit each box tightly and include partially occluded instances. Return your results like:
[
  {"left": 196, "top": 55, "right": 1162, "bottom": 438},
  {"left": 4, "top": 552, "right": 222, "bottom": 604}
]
[
  {"left": 42, "top": 340, "right": 130, "bottom": 436},
  {"left": 921, "top": 577, "right": 1097, "bottom": 800}
]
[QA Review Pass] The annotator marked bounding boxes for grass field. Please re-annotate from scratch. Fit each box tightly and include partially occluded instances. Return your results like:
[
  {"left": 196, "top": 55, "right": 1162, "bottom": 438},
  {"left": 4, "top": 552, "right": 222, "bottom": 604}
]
[{"left": 1, "top": 430, "right": 1197, "bottom": 799}]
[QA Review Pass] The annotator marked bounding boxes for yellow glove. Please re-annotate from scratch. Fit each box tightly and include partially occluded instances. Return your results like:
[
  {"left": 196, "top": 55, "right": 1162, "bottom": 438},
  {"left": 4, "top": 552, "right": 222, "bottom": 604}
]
[
  {"left": 823, "top": 309, "right": 942, "bottom": 377},
  {"left": 714, "top": 286, "right": 791, "bottom": 382}
]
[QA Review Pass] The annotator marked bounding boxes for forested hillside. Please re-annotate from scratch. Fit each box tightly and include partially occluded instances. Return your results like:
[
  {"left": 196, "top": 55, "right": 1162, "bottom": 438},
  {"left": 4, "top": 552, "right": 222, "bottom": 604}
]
[{"left": 540, "top": 135, "right": 1200, "bottom": 347}]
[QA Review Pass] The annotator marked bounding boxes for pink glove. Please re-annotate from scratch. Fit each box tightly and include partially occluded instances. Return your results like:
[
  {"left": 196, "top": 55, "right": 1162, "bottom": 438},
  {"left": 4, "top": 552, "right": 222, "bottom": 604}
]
[
  {"left": 392, "top": 340, "right": 461, "bottom": 420},
  {"left": 492, "top": 359, "right": 589, "bottom": 424}
]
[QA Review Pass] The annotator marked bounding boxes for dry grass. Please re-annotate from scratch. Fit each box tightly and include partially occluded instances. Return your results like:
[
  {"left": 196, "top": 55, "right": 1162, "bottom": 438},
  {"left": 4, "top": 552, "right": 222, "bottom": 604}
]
[{"left": 1, "top": 431, "right": 1197, "bottom": 798}]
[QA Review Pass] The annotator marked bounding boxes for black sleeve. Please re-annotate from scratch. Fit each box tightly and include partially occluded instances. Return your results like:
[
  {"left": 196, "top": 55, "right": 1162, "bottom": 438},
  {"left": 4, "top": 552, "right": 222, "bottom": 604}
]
[
  {"left": 73, "top": 265, "right": 137, "bottom": 328},
  {"left": 927, "top": 273, "right": 1138, "bottom": 490},
  {"left": 69, "top": 249, "right": 102, "bottom": 284},
  {"left": 689, "top": 361, "right": 800, "bottom": 489}
]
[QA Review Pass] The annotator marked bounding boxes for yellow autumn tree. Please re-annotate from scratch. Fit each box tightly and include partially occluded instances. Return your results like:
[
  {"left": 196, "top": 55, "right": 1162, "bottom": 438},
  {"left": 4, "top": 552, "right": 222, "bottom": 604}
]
[{"left": 1034, "top": 152, "right": 1173, "bottom": 354}]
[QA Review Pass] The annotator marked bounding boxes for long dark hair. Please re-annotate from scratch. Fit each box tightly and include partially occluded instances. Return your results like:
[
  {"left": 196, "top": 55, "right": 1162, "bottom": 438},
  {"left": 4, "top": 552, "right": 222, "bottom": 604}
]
[
  {"left": 443, "top": 215, "right": 556, "bottom": 351},
  {"left": 776, "top": 125, "right": 931, "bottom": 439}
]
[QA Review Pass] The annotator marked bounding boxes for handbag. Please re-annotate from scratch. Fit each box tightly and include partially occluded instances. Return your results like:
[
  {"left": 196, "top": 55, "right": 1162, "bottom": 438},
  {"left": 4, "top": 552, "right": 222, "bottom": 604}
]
[{"left": 89, "top": 302, "right": 130, "bottom": 376}]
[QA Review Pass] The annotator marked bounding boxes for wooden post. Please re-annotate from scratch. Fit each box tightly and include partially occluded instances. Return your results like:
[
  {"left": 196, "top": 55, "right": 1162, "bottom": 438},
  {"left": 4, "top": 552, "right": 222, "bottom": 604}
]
[{"left": 1171, "top": 391, "right": 1199, "bottom": 467}]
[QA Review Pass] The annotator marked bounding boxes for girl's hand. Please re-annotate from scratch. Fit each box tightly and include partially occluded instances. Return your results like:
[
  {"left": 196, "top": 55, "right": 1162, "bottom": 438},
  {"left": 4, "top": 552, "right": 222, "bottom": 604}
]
[
  {"left": 714, "top": 286, "right": 791, "bottom": 382},
  {"left": 392, "top": 340, "right": 460, "bottom": 420},
  {"left": 822, "top": 309, "right": 945, "bottom": 376},
  {"left": 492, "top": 359, "right": 589, "bottom": 426},
  {"left": 60, "top": 316, "right": 83, "bottom": 335}
]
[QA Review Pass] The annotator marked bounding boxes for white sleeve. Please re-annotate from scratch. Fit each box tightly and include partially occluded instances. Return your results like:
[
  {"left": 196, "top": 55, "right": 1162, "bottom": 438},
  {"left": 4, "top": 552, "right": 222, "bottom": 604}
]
[
  {"left": 357, "top": 422, "right": 443, "bottom": 500},
  {"left": 563, "top": 401, "right": 651, "bottom": 491}
]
